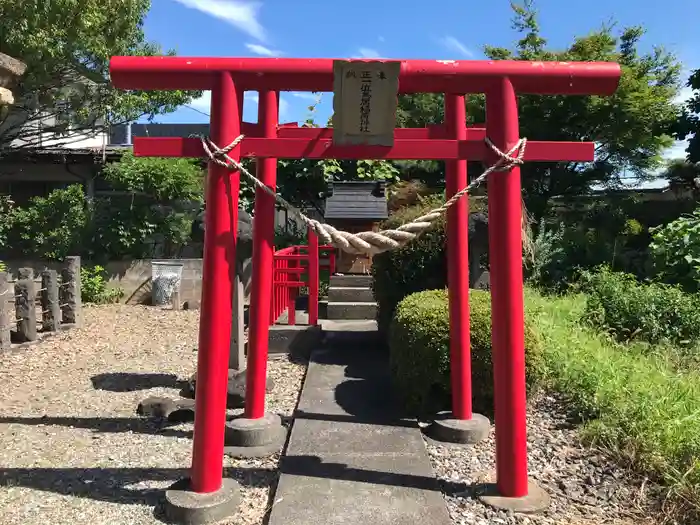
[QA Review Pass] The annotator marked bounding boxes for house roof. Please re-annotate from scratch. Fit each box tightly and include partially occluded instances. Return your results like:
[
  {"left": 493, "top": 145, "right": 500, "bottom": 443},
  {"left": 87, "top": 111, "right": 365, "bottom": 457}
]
[
  {"left": 324, "top": 181, "right": 388, "bottom": 220},
  {"left": 0, "top": 145, "right": 129, "bottom": 163},
  {"left": 109, "top": 123, "right": 210, "bottom": 145}
]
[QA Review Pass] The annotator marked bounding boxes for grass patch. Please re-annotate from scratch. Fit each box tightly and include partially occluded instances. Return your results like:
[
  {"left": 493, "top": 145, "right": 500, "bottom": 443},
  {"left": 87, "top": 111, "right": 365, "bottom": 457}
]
[{"left": 527, "top": 290, "right": 700, "bottom": 521}]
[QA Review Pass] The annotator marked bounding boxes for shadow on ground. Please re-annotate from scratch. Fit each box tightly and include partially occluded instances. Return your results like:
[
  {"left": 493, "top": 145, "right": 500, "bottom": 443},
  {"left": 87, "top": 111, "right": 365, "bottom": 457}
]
[
  {"left": 0, "top": 415, "right": 191, "bottom": 438},
  {"left": 90, "top": 372, "right": 189, "bottom": 392},
  {"left": 294, "top": 339, "right": 417, "bottom": 428},
  {"left": 0, "top": 465, "right": 275, "bottom": 507},
  {"left": 280, "top": 455, "right": 471, "bottom": 495}
]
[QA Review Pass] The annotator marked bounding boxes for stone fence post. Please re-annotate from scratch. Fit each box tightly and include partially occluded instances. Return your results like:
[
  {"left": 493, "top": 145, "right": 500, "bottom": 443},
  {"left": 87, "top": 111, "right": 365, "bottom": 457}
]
[
  {"left": 15, "top": 275, "right": 37, "bottom": 343},
  {"left": 41, "top": 270, "right": 61, "bottom": 332},
  {"left": 60, "top": 256, "right": 82, "bottom": 327},
  {"left": 0, "top": 272, "right": 11, "bottom": 351}
]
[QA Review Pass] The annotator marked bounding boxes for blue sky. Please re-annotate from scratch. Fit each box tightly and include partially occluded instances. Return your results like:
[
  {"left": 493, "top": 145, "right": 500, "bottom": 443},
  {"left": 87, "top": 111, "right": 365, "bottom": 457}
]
[{"left": 140, "top": 0, "right": 700, "bottom": 186}]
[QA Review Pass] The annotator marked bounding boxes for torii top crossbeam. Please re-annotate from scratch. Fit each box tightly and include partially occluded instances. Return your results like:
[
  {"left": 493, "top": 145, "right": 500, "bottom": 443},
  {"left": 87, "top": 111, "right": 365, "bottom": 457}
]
[{"left": 110, "top": 56, "right": 620, "bottom": 95}]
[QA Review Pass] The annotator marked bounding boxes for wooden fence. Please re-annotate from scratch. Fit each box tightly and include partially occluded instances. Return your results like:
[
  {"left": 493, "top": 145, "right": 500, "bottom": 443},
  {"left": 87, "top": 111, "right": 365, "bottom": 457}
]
[{"left": 0, "top": 256, "right": 82, "bottom": 350}]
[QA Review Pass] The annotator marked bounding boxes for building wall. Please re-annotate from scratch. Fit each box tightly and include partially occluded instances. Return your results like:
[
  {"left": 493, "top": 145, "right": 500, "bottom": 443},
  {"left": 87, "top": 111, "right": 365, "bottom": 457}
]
[{"left": 0, "top": 161, "right": 96, "bottom": 204}]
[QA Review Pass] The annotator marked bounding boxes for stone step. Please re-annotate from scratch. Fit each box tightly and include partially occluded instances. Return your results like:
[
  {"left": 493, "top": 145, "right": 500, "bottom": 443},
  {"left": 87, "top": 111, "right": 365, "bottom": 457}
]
[
  {"left": 320, "top": 319, "right": 380, "bottom": 346},
  {"left": 328, "top": 286, "right": 374, "bottom": 303},
  {"left": 329, "top": 274, "right": 372, "bottom": 288},
  {"left": 326, "top": 301, "right": 377, "bottom": 320}
]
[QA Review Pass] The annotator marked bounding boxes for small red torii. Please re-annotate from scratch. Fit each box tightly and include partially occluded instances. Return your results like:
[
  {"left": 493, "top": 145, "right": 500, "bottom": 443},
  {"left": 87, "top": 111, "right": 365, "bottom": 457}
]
[{"left": 110, "top": 56, "right": 620, "bottom": 519}]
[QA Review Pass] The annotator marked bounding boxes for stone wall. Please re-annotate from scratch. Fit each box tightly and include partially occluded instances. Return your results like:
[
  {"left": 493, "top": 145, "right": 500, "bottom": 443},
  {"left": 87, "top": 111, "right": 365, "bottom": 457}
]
[
  {"left": 3, "top": 259, "right": 209, "bottom": 305},
  {"left": 104, "top": 259, "right": 207, "bottom": 305}
]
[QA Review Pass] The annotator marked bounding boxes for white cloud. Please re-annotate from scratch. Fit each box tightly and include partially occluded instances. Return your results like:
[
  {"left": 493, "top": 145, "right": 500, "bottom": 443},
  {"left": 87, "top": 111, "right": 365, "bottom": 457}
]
[
  {"left": 440, "top": 36, "right": 473, "bottom": 58},
  {"left": 355, "top": 48, "right": 381, "bottom": 59},
  {"left": 675, "top": 86, "right": 694, "bottom": 106},
  {"left": 189, "top": 91, "right": 212, "bottom": 112},
  {"left": 291, "top": 92, "right": 318, "bottom": 101},
  {"left": 188, "top": 90, "right": 289, "bottom": 118},
  {"left": 172, "top": 0, "right": 266, "bottom": 42},
  {"left": 245, "top": 43, "right": 282, "bottom": 57},
  {"left": 663, "top": 139, "right": 689, "bottom": 161}
]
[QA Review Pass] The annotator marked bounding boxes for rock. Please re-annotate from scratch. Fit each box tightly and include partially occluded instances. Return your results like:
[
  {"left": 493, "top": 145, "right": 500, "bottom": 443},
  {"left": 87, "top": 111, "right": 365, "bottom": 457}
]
[
  {"left": 137, "top": 396, "right": 195, "bottom": 422},
  {"left": 474, "top": 270, "right": 490, "bottom": 290},
  {"left": 0, "top": 53, "right": 27, "bottom": 107},
  {"left": 0, "top": 87, "right": 14, "bottom": 105},
  {"left": 182, "top": 369, "right": 274, "bottom": 409}
]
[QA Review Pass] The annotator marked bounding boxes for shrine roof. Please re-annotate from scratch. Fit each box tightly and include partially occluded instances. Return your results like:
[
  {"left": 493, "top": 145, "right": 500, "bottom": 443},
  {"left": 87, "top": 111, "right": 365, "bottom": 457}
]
[{"left": 324, "top": 181, "right": 388, "bottom": 221}]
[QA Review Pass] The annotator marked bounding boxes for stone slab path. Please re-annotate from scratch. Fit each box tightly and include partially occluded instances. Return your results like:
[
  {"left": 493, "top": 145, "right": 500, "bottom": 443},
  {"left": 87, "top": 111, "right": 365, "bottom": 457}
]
[{"left": 268, "top": 327, "right": 451, "bottom": 525}]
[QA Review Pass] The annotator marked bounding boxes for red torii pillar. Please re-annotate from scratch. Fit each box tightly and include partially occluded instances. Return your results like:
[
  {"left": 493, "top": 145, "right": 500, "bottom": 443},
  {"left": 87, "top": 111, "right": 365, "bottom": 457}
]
[{"left": 110, "top": 56, "right": 620, "bottom": 521}]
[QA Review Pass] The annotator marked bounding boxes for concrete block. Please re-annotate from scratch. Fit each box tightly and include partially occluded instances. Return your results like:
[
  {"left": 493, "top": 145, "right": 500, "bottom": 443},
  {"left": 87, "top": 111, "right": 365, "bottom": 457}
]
[
  {"left": 329, "top": 275, "right": 372, "bottom": 288},
  {"left": 268, "top": 324, "right": 322, "bottom": 355},
  {"left": 326, "top": 301, "right": 377, "bottom": 320},
  {"left": 328, "top": 286, "right": 374, "bottom": 303}
]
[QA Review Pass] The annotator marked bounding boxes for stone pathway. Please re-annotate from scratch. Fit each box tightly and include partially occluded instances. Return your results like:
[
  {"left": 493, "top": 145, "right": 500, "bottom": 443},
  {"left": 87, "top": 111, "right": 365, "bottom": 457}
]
[{"left": 268, "top": 324, "right": 451, "bottom": 525}]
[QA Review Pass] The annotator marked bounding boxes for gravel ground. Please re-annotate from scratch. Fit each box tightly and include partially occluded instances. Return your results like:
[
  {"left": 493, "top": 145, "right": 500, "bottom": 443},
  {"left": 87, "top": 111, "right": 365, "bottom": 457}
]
[
  {"left": 424, "top": 395, "right": 663, "bottom": 525},
  {"left": 0, "top": 304, "right": 307, "bottom": 525}
]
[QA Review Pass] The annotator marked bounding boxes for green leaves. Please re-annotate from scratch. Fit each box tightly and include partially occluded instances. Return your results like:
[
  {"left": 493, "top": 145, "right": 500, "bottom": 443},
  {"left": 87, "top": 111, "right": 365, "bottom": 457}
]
[
  {"left": 650, "top": 207, "right": 700, "bottom": 292},
  {"left": 675, "top": 69, "right": 700, "bottom": 164},
  {"left": 1, "top": 0, "right": 198, "bottom": 147},
  {"left": 581, "top": 266, "right": 700, "bottom": 345},
  {"left": 0, "top": 152, "right": 205, "bottom": 260},
  {"left": 6, "top": 185, "right": 88, "bottom": 260},
  {"left": 102, "top": 151, "right": 204, "bottom": 202}
]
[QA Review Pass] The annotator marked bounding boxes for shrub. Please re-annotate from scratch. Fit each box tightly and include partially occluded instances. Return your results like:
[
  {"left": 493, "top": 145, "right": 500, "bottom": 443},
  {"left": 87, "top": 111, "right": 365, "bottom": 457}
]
[
  {"left": 524, "top": 219, "right": 567, "bottom": 289},
  {"left": 389, "top": 288, "right": 544, "bottom": 416},
  {"left": 581, "top": 267, "right": 700, "bottom": 345},
  {"left": 6, "top": 185, "right": 88, "bottom": 260},
  {"left": 372, "top": 195, "right": 451, "bottom": 336},
  {"left": 650, "top": 207, "right": 700, "bottom": 293},
  {"left": 81, "top": 265, "right": 124, "bottom": 304}
]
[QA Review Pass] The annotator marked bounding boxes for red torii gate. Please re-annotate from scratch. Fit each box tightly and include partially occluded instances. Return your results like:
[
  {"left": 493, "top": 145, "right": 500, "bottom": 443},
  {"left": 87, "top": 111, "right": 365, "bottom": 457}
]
[{"left": 110, "top": 56, "right": 620, "bottom": 520}]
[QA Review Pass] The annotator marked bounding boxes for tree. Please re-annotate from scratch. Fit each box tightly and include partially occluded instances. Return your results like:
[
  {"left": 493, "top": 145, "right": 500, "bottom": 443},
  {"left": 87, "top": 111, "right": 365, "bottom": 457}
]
[
  {"left": 0, "top": 152, "right": 205, "bottom": 260},
  {"left": 662, "top": 159, "right": 700, "bottom": 198},
  {"left": 675, "top": 68, "right": 700, "bottom": 163},
  {"left": 0, "top": 0, "right": 197, "bottom": 149},
  {"left": 92, "top": 152, "right": 204, "bottom": 259},
  {"left": 397, "top": 0, "right": 683, "bottom": 218},
  {"left": 5, "top": 185, "right": 89, "bottom": 260}
]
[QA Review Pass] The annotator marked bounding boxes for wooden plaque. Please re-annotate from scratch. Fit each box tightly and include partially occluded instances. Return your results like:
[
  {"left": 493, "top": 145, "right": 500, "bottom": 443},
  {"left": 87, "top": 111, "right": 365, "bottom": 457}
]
[{"left": 332, "top": 60, "right": 401, "bottom": 147}]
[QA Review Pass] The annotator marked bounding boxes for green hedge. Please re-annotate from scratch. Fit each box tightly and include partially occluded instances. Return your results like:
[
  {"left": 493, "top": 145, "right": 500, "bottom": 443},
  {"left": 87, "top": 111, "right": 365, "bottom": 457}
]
[
  {"left": 581, "top": 267, "right": 700, "bottom": 345},
  {"left": 389, "top": 288, "right": 544, "bottom": 416},
  {"left": 372, "top": 195, "right": 450, "bottom": 336}
]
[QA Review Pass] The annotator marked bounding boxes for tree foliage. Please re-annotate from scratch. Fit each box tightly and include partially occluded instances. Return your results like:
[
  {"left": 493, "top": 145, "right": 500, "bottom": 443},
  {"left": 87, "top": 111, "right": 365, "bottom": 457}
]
[
  {"left": 396, "top": 1, "right": 682, "bottom": 218},
  {"left": 661, "top": 159, "right": 700, "bottom": 198},
  {"left": 675, "top": 68, "right": 700, "bottom": 163},
  {"left": 650, "top": 207, "right": 700, "bottom": 292},
  {"left": 0, "top": 0, "right": 197, "bottom": 148},
  {"left": 0, "top": 153, "right": 204, "bottom": 260},
  {"left": 91, "top": 152, "right": 204, "bottom": 258},
  {"left": 5, "top": 184, "right": 88, "bottom": 259}
]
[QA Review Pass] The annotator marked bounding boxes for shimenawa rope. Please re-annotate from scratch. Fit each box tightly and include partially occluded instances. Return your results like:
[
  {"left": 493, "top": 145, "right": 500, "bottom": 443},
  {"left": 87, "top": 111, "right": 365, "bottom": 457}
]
[{"left": 198, "top": 134, "right": 527, "bottom": 255}]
